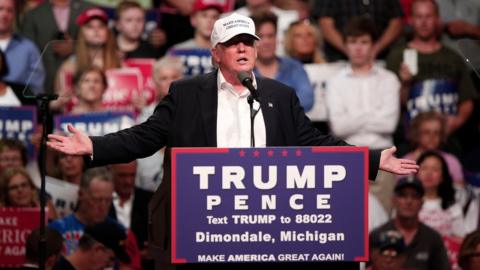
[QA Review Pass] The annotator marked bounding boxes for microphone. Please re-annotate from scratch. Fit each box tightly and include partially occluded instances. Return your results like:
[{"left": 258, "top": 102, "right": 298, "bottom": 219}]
[{"left": 237, "top": 71, "right": 258, "bottom": 101}]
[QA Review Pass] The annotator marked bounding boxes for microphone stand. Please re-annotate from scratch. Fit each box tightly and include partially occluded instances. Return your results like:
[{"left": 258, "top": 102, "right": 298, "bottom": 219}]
[
  {"left": 35, "top": 93, "right": 58, "bottom": 270},
  {"left": 247, "top": 95, "right": 259, "bottom": 147}
]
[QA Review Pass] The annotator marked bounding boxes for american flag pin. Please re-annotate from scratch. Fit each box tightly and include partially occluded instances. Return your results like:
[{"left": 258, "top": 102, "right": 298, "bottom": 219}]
[{"left": 268, "top": 102, "right": 273, "bottom": 108}]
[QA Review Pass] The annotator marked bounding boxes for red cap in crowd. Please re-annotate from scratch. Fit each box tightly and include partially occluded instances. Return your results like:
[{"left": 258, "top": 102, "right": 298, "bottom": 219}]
[
  {"left": 76, "top": 7, "right": 109, "bottom": 26},
  {"left": 192, "top": 0, "right": 225, "bottom": 13}
]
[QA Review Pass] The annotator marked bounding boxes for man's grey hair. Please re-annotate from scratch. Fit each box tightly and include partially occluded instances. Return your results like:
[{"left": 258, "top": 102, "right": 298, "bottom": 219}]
[
  {"left": 153, "top": 56, "right": 185, "bottom": 77},
  {"left": 80, "top": 167, "right": 113, "bottom": 190}
]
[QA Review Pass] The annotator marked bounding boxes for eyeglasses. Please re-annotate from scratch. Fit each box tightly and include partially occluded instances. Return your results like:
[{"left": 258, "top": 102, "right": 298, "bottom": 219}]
[{"left": 8, "top": 182, "right": 31, "bottom": 192}]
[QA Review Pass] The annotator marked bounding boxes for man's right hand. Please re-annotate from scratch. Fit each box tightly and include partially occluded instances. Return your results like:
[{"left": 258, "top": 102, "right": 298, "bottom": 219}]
[{"left": 47, "top": 124, "right": 93, "bottom": 156}]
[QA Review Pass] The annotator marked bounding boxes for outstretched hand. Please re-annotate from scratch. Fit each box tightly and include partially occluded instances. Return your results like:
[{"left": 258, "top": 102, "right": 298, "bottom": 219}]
[
  {"left": 47, "top": 124, "right": 93, "bottom": 156},
  {"left": 379, "top": 146, "right": 419, "bottom": 175}
]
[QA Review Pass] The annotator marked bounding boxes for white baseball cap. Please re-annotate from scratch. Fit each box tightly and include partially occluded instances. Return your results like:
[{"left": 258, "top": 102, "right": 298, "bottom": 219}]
[{"left": 210, "top": 13, "right": 260, "bottom": 47}]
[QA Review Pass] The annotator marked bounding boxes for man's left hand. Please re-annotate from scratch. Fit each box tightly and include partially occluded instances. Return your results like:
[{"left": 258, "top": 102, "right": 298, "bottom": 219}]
[{"left": 379, "top": 146, "right": 419, "bottom": 175}]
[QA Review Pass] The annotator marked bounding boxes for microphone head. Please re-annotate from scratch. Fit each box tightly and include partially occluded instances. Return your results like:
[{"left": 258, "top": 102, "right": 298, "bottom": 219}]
[{"left": 237, "top": 71, "right": 252, "bottom": 84}]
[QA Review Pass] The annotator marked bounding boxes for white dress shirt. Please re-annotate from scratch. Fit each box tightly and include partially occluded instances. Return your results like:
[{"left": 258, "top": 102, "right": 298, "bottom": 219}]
[
  {"left": 216, "top": 71, "right": 266, "bottom": 147},
  {"left": 112, "top": 192, "right": 134, "bottom": 229}
]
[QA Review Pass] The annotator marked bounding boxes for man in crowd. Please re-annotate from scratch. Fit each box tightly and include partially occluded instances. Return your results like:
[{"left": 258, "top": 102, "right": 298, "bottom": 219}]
[
  {"left": 369, "top": 177, "right": 451, "bottom": 270},
  {"left": 109, "top": 161, "right": 153, "bottom": 268},
  {"left": 386, "top": 0, "right": 477, "bottom": 143},
  {"left": 0, "top": 0, "right": 45, "bottom": 94},
  {"left": 53, "top": 221, "right": 131, "bottom": 270}
]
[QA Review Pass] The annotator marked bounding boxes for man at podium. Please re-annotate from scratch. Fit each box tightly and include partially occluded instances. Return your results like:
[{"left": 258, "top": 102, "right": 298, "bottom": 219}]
[{"left": 48, "top": 12, "right": 418, "bottom": 270}]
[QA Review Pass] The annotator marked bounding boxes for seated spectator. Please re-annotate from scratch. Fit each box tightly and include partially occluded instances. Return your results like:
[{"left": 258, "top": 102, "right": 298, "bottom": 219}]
[
  {"left": 137, "top": 56, "right": 183, "bottom": 122},
  {"left": 49, "top": 167, "right": 141, "bottom": 269},
  {"left": 284, "top": 19, "right": 325, "bottom": 64},
  {"left": 369, "top": 176, "right": 451, "bottom": 270},
  {"left": 0, "top": 0, "right": 45, "bottom": 94},
  {"left": 49, "top": 167, "right": 115, "bottom": 254},
  {"left": 53, "top": 220, "right": 131, "bottom": 270},
  {"left": 326, "top": 16, "right": 400, "bottom": 150},
  {"left": 23, "top": 227, "right": 64, "bottom": 270},
  {"left": 369, "top": 230, "right": 406, "bottom": 270},
  {"left": 171, "top": 0, "right": 222, "bottom": 50},
  {"left": 458, "top": 230, "right": 480, "bottom": 270},
  {"left": 51, "top": 7, "right": 121, "bottom": 113},
  {"left": 70, "top": 67, "right": 109, "bottom": 114},
  {"left": 416, "top": 150, "right": 466, "bottom": 240},
  {"left": 0, "top": 167, "right": 57, "bottom": 220},
  {"left": 0, "top": 138, "right": 39, "bottom": 182},
  {"left": 108, "top": 161, "right": 153, "bottom": 268},
  {"left": 405, "top": 111, "right": 465, "bottom": 185},
  {"left": 115, "top": 1, "right": 159, "bottom": 59},
  {"left": 54, "top": 152, "right": 85, "bottom": 185},
  {"left": 135, "top": 56, "right": 183, "bottom": 192},
  {"left": 252, "top": 11, "right": 314, "bottom": 111},
  {"left": 386, "top": 0, "right": 477, "bottom": 153}
]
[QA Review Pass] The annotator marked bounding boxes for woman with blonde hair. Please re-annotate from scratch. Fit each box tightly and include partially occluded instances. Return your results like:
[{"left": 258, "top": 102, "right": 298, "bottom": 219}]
[
  {"left": 51, "top": 7, "right": 121, "bottom": 112},
  {"left": 0, "top": 167, "right": 57, "bottom": 220},
  {"left": 284, "top": 19, "right": 325, "bottom": 64}
]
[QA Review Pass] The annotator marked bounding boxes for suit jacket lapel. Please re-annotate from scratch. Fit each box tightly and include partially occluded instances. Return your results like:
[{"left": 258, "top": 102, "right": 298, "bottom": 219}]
[
  {"left": 197, "top": 71, "right": 218, "bottom": 147},
  {"left": 257, "top": 79, "right": 279, "bottom": 146}
]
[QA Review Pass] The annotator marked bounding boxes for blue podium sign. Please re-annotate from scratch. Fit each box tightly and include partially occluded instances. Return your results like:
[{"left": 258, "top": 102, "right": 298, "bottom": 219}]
[{"left": 171, "top": 147, "right": 369, "bottom": 263}]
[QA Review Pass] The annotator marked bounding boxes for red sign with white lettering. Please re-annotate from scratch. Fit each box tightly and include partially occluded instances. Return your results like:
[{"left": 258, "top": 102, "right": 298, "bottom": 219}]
[
  {"left": 0, "top": 208, "right": 42, "bottom": 267},
  {"left": 103, "top": 68, "right": 143, "bottom": 111},
  {"left": 124, "top": 58, "right": 157, "bottom": 105}
]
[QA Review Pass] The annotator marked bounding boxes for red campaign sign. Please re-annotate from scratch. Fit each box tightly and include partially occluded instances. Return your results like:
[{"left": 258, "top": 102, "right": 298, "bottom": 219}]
[
  {"left": 0, "top": 208, "right": 43, "bottom": 268},
  {"left": 59, "top": 71, "right": 77, "bottom": 113},
  {"left": 103, "top": 68, "right": 143, "bottom": 111},
  {"left": 124, "top": 58, "right": 157, "bottom": 105}
]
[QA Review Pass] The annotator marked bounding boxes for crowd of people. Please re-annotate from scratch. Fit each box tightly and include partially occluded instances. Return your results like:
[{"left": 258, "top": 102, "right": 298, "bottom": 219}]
[{"left": 1, "top": 0, "right": 480, "bottom": 269}]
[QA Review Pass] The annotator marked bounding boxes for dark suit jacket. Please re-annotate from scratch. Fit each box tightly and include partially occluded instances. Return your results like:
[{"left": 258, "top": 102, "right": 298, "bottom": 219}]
[
  {"left": 108, "top": 187, "right": 153, "bottom": 249},
  {"left": 20, "top": 0, "right": 93, "bottom": 93},
  {"left": 89, "top": 71, "right": 381, "bottom": 269}
]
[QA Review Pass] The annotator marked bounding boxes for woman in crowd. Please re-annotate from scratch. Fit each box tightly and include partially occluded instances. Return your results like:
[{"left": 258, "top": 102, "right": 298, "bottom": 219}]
[
  {"left": 0, "top": 167, "right": 57, "bottom": 220},
  {"left": 405, "top": 111, "right": 464, "bottom": 185},
  {"left": 284, "top": 19, "right": 325, "bottom": 64},
  {"left": 51, "top": 7, "right": 120, "bottom": 112},
  {"left": 70, "top": 66, "right": 108, "bottom": 114},
  {"left": 416, "top": 150, "right": 466, "bottom": 240},
  {"left": 55, "top": 153, "right": 85, "bottom": 185}
]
